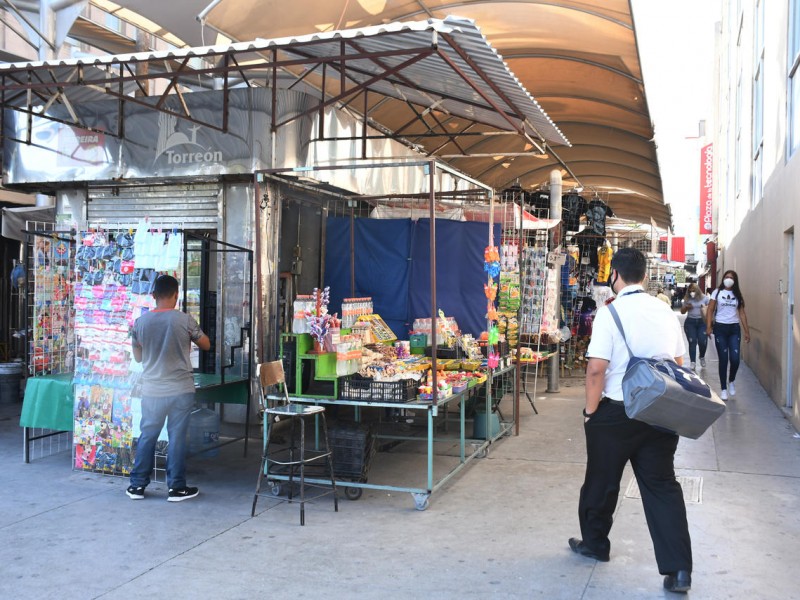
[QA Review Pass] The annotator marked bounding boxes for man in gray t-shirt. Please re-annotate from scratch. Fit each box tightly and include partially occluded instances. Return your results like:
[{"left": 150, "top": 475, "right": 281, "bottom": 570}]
[{"left": 126, "top": 274, "right": 210, "bottom": 502}]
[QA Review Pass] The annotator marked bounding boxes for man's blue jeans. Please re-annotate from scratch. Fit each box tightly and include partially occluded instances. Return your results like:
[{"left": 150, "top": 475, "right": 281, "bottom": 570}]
[
  {"left": 712, "top": 323, "right": 741, "bottom": 388},
  {"left": 683, "top": 317, "right": 708, "bottom": 363},
  {"left": 129, "top": 392, "right": 195, "bottom": 489}
]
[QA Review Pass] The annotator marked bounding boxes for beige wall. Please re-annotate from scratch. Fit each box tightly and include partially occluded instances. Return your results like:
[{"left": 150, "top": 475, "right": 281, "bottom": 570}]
[
  {"left": 720, "top": 155, "right": 800, "bottom": 425},
  {"left": 715, "top": 0, "right": 800, "bottom": 426}
]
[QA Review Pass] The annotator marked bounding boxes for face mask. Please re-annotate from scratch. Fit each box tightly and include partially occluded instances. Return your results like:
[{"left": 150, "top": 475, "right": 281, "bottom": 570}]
[
  {"left": 690, "top": 292, "right": 696, "bottom": 298},
  {"left": 610, "top": 270, "right": 619, "bottom": 294},
  {"left": 723, "top": 277, "right": 734, "bottom": 289}
]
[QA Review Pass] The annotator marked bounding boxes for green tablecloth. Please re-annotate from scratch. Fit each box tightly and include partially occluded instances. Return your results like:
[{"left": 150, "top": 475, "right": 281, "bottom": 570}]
[
  {"left": 194, "top": 373, "right": 249, "bottom": 405},
  {"left": 18, "top": 373, "right": 247, "bottom": 432},
  {"left": 19, "top": 374, "right": 74, "bottom": 431}
]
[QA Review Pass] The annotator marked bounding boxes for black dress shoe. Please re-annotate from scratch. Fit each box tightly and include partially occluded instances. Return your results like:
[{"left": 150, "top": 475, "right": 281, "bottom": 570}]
[
  {"left": 663, "top": 570, "right": 692, "bottom": 593},
  {"left": 568, "top": 537, "right": 610, "bottom": 562}
]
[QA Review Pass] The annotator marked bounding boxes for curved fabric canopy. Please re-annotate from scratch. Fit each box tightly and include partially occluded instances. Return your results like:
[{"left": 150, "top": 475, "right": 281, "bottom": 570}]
[
  {"left": 39, "top": 0, "right": 670, "bottom": 228},
  {"left": 190, "top": 0, "right": 668, "bottom": 228}
]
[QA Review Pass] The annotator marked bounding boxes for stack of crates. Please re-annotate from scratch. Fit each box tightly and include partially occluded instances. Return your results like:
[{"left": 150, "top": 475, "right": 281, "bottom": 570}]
[{"left": 327, "top": 421, "right": 375, "bottom": 481}]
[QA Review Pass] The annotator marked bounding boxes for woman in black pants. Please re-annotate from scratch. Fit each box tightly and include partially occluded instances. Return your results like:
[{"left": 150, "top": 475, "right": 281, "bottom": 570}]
[{"left": 706, "top": 270, "right": 750, "bottom": 400}]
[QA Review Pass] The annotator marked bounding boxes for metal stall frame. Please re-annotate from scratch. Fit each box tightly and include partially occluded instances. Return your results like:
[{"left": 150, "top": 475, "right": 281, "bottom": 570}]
[
  {"left": 182, "top": 232, "right": 255, "bottom": 456},
  {"left": 20, "top": 228, "right": 75, "bottom": 463},
  {"left": 255, "top": 158, "right": 518, "bottom": 511}
]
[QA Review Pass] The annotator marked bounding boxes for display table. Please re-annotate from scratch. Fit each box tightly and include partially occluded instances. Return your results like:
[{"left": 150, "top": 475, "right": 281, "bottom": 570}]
[
  {"left": 19, "top": 372, "right": 252, "bottom": 461},
  {"left": 20, "top": 374, "right": 74, "bottom": 462},
  {"left": 193, "top": 372, "right": 252, "bottom": 455},
  {"left": 264, "top": 364, "right": 516, "bottom": 510}
]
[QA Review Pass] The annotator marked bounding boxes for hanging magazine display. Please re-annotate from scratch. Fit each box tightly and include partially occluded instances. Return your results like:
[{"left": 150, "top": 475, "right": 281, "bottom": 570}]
[
  {"left": 72, "top": 224, "right": 183, "bottom": 475},
  {"left": 29, "top": 232, "right": 74, "bottom": 375}
]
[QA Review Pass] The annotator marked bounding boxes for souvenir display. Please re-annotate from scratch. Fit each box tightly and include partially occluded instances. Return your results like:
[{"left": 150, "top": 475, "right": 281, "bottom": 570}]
[
  {"left": 72, "top": 225, "right": 183, "bottom": 475},
  {"left": 30, "top": 235, "right": 73, "bottom": 375}
]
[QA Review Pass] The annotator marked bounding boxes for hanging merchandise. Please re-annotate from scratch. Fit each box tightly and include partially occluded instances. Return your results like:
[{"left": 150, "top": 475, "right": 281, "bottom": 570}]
[
  {"left": 29, "top": 233, "right": 74, "bottom": 376},
  {"left": 520, "top": 246, "right": 548, "bottom": 336},
  {"left": 561, "top": 193, "right": 587, "bottom": 232},
  {"left": 483, "top": 245, "right": 501, "bottom": 278},
  {"left": 584, "top": 198, "right": 615, "bottom": 236},
  {"left": 597, "top": 243, "right": 613, "bottom": 283},
  {"left": 72, "top": 227, "right": 183, "bottom": 475}
]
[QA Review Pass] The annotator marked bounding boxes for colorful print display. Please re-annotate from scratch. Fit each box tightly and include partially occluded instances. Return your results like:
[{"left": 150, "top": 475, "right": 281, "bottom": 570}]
[
  {"left": 31, "top": 236, "right": 73, "bottom": 374},
  {"left": 72, "top": 227, "right": 182, "bottom": 475}
]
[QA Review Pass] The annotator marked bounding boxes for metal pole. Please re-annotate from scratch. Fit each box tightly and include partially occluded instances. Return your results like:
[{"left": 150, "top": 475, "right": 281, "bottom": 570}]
[
  {"left": 547, "top": 169, "right": 562, "bottom": 394},
  {"left": 428, "top": 161, "right": 437, "bottom": 393}
]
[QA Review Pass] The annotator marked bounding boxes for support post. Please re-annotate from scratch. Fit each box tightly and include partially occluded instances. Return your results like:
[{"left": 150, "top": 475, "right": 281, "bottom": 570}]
[{"left": 547, "top": 169, "right": 562, "bottom": 394}]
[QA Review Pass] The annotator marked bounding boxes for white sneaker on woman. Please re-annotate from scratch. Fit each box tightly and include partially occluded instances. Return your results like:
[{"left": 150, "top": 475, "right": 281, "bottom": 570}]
[
  {"left": 720, "top": 389, "right": 729, "bottom": 401},
  {"left": 700, "top": 357, "right": 706, "bottom": 368},
  {"left": 690, "top": 362, "right": 696, "bottom": 371},
  {"left": 728, "top": 381, "right": 736, "bottom": 397}
]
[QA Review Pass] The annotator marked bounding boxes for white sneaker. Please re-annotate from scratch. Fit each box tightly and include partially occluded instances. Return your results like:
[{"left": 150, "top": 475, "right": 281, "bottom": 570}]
[
  {"left": 728, "top": 381, "right": 736, "bottom": 397},
  {"left": 690, "top": 362, "right": 696, "bottom": 371},
  {"left": 700, "top": 357, "right": 706, "bottom": 368},
  {"left": 720, "top": 389, "right": 729, "bottom": 401}
]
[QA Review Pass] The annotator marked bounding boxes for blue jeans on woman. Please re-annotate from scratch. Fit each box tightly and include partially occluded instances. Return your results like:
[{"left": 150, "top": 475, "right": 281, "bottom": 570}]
[
  {"left": 712, "top": 323, "right": 741, "bottom": 388},
  {"left": 683, "top": 317, "right": 707, "bottom": 363},
  {"left": 129, "top": 392, "right": 195, "bottom": 490}
]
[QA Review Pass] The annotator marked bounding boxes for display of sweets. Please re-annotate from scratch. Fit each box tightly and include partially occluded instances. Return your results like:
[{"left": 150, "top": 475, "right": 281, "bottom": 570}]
[{"left": 341, "top": 297, "right": 373, "bottom": 329}]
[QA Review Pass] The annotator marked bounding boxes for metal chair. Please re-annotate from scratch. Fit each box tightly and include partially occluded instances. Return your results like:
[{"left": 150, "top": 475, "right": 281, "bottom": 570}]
[{"left": 251, "top": 360, "right": 338, "bottom": 525}]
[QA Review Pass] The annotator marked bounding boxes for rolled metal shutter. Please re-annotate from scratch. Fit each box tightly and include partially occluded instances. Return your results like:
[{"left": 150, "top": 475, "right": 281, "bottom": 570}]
[{"left": 87, "top": 184, "right": 221, "bottom": 230}]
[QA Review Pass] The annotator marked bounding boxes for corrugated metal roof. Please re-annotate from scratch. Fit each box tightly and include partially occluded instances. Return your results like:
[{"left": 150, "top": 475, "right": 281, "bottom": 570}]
[{"left": 0, "top": 17, "right": 569, "bottom": 147}]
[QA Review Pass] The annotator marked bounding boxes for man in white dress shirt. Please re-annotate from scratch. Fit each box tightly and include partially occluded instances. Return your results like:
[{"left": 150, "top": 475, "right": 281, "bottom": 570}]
[{"left": 568, "top": 247, "right": 693, "bottom": 594}]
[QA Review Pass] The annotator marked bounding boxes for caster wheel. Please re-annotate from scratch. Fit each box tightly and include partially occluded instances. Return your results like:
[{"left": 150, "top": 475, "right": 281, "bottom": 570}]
[
  {"left": 344, "top": 486, "right": 362, "bottom": 501},
  {"left": 476, "top": 447, "right": 489, "bottom": 459},
  {"left": 269, "top": 483, "right": 283, "bottom": 497},
  {"left": 412, "top": 493, "right": 430, "bottom": 511}
]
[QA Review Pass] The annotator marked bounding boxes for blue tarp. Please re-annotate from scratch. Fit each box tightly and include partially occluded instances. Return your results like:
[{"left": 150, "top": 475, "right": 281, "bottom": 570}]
[{"left": 324, "top": 217, "right": 499, "bottom": 339}]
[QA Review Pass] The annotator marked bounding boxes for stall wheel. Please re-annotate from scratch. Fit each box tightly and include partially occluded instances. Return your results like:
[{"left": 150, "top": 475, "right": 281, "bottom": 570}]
[
  {"left": 412, "top": 492, "right": 430, "bottom": 511},
  {"left": 476, "top": 446, "right": 489, "bottom": 459},
  {"left": 344, "top": 486, "right": 363, "bottom": 501},
  {"left": 269, "top": 482, "right": 284, "bottom": 497}
]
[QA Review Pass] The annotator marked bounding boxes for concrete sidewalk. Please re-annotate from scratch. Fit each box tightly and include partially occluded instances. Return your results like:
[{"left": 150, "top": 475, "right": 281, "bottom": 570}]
[{"left": 2, "top": 335, "right": 800, "bottom": 599}]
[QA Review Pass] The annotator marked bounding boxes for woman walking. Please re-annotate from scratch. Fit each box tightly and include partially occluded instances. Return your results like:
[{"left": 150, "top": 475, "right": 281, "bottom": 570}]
[
  {"left": 706, "top": 270, "right": 751, "bottom": 400},
  {"left": 681, "top": 282, "right": 709, "bottom": 370}
]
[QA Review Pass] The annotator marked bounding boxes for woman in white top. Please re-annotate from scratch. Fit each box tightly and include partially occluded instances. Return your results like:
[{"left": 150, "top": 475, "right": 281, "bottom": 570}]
[
  {"left": 680, "top": 283, "right": 709, "bottom": 371},
  {"left": 705, "top": 270, "right": 751, "bottom": 400}
]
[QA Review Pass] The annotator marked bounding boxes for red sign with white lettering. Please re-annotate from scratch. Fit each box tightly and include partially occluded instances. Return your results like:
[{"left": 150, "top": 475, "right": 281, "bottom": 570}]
[{"left": 699, "top": 143, "right": 713, "bottom": 235}]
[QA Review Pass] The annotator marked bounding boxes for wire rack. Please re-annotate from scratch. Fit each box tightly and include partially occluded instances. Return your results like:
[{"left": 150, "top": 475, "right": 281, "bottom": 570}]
[{"left": 25, "top": 224, "right": 74, "bottom": 377}]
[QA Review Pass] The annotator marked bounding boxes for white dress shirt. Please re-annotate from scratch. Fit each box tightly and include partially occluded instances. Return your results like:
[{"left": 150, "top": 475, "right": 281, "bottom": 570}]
[{"left": 587, "top": 284, "right": 686, "bottom": 400}]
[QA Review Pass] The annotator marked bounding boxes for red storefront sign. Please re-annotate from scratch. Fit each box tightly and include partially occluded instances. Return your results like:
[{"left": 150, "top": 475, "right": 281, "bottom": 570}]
[{"left": 699, "top": 143, "right": 713, "bottom": 234}]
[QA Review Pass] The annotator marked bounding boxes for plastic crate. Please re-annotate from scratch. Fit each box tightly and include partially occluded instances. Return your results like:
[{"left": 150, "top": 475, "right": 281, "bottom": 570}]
[
  {"left": 339, "top": 375, "right": 417, "bottom": 403},
  {"left": 328, "top": 421, "right": 375, "bottom": 478}
]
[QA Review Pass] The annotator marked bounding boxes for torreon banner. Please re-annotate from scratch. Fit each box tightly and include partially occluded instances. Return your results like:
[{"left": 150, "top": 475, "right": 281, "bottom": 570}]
[{"left": 699, "top": 143, "right": 713, "bottom": 234}]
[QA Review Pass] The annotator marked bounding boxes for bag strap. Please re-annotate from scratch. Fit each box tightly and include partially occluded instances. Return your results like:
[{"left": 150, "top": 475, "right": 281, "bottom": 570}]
[{"left": 606, "top": 303, "right": 634, "bottom": 361}]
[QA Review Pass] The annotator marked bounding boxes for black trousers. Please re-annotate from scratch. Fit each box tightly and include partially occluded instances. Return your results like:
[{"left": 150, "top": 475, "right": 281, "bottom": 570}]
[{"left": 579, "top": 401, "right": 692, "bottom": 574}]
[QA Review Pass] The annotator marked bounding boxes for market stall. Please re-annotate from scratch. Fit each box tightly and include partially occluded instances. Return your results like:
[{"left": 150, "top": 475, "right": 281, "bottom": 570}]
[
  {"left": 254, "top": 159, "right": 545, "bottom": 510},
  {"left": 1, "top": 18, "right": 569, "bottom": 503},
  {"left": 19, "top": 225, "right": 253, "bottom": 472}
]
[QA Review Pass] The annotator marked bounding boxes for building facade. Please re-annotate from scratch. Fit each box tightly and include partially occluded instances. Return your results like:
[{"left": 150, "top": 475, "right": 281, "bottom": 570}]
[{"left": 713, "top": 0, "right": 800, "bottom": 424}]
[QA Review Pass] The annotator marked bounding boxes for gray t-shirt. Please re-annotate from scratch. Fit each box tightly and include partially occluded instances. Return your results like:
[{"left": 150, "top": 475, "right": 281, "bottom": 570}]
[
  {"left": 683, "top": 294, "right": 709, "bottom": 319},
  {"left": 131, "top": 309, "right": 205, "bottom": 397}
]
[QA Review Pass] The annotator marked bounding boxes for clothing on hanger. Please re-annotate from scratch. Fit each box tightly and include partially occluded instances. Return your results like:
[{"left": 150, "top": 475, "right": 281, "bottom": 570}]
[
  {"left": 585, "top": 198, "right": 615, "bottom": 236},
  {"left": 561, "top": 193, "right": 587, "bottom": 232}
]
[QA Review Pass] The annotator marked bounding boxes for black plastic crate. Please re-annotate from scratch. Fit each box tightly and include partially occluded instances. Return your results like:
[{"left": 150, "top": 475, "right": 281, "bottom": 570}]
[
  {"left": 339, "top": 375, "right": 417, "bottom": 403},
  {"left": 424, "top": 345, "right": 462, "bottom": 359},
  {"left": 328, "top": 422, "right": 375, "bottom": 478}
]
